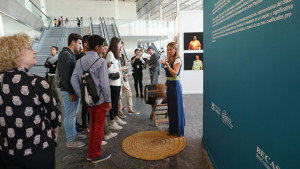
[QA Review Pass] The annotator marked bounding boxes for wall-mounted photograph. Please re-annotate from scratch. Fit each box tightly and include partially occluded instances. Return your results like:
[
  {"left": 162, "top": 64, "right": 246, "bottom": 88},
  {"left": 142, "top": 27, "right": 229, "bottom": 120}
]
[
  {"left": 184, "top": 53, "right": 203, "bottom": 70},
  {"left": 184, "top": 32, "right": 203, "bottom": 50}
]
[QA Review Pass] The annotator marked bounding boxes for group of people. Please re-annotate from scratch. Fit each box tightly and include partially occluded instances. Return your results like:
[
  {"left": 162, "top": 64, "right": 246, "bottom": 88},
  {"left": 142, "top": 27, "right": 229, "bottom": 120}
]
[
  {"left": 53, "top": 16, "right": 68, "bottom": 27},
  {"left": 0, "top": 32, "right": 185, "bottom": 168}
]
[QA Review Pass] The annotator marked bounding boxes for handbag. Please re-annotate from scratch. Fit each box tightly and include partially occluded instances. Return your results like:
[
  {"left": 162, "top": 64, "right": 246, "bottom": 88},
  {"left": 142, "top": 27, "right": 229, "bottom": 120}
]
[{"left": 109, "top": 72, "right": 120, "bottom": 80}]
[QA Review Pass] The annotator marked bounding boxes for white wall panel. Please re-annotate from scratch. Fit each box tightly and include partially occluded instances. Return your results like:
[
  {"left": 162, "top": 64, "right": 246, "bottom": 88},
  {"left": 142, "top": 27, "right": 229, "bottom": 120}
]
[
  {"left": 178, "top": 10, "right": 203, "bottom": 94},
  {"left": 45, "top": 0, "right": 136, "bottom": 19}
]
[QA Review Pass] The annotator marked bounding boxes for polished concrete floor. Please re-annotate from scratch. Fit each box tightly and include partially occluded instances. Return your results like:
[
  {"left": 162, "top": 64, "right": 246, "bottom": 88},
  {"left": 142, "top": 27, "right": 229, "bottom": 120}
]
[{"left": 55, "top": 69, "right": 214, "bottom": 169}]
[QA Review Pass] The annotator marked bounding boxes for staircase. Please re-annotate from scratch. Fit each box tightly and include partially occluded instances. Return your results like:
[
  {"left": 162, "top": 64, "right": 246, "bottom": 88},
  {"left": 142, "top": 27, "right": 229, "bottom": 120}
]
[
  {"left": 31, "top": 27, "right": 82, "bottom": 77},
  {"left": 92, "top": 24, "right": 102, "bottom": 36},
  {"left": 106, "top": 24, "right": 115, "bottom": 41}
]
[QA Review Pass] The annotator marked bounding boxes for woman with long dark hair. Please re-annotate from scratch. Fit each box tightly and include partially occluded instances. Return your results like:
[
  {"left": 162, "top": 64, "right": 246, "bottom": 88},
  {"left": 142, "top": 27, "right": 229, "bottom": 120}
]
[
  {"left": 106, "top": 37, "right": 127, "bottom": 130},
  {"left": 160, "top": 42, "right": 185, "bottom": 136}
]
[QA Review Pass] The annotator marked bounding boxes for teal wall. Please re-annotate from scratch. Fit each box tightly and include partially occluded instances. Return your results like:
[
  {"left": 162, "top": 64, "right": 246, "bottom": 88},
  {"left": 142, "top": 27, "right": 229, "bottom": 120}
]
[{"left": 203, "top": 1, "right": 300, "bottom": 169}]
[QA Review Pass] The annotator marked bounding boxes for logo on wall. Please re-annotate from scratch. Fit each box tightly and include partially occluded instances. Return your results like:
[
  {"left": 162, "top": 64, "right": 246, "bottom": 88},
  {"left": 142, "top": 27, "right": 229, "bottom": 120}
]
[
  {"left": 256, "top": 146, "right": 280, "bottom": 169},
  {"left": 211, "top": 102, "right": 234, "bottom": 129}
]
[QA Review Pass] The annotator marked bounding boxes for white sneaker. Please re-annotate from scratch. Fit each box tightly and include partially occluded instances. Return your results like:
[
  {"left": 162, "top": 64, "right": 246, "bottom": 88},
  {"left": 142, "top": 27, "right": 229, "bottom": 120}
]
[
  {"left": 115, "top": 118, "right": 126, "bottom": 126},
  {"left": 109, "top": 122, "right": 123, "bottom": 130},
  {"left": 104, "top": 132, "right": 117, "bottom": 140},
  {"left": 101, "top": 141, "right": 107, "bottom": 145}
]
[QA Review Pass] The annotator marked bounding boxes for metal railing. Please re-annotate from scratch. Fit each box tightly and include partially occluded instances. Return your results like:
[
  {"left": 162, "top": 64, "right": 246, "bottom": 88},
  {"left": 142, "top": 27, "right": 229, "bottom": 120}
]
[
  {"left": 15, "top": 0, "right": 50, "bottom": 27},
  {"left": 101, "top": 17, "right": 110, "bottom": 45},
  {"left": 90, "top": 17, "right": 93, "bottom": 35},
  {"left": 111, "top": 17, "right": 127, "bottom": 58}
]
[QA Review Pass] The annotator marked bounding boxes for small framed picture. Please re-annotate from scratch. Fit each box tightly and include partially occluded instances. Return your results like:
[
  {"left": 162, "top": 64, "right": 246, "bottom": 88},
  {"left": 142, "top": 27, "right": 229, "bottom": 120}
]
[
  {"left": 184, "top": 32, "right": 203, "bottom": 50},
  {"left": 184, "top": 53, "right": 203, "bottom": 70}
]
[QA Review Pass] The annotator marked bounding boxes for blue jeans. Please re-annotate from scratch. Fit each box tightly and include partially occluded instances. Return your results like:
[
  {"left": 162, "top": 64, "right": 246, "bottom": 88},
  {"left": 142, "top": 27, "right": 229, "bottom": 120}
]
[{"left": 61, "top": 91, "right": 80, "bottom": 142}]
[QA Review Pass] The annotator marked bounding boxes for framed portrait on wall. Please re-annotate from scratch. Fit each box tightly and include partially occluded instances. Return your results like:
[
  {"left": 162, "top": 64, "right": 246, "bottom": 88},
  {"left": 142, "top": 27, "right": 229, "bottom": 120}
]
[
  {"left": 184, "top": 53, "right": 203, "bottom": 70},
  {"left": 184, "top": 32, "right": 203, "bottom": 50}
]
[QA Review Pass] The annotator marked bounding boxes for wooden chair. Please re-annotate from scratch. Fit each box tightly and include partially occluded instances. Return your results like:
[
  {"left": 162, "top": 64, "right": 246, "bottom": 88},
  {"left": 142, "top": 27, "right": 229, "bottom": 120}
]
[{"left": 150, "top": 100, "right": 168, "bottom": 127}]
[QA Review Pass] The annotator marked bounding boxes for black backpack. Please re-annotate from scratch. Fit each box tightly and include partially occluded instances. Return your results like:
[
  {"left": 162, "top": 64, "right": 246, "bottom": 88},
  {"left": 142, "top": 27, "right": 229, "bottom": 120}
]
[{"left": 80, "top": 58, "right": 100, "bottom": 106}]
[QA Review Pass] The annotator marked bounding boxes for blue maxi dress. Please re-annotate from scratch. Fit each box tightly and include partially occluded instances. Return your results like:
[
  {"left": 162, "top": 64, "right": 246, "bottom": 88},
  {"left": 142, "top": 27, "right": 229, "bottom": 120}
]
[{"left": 165, "top": 58, "right": 185, "bottom": 136}]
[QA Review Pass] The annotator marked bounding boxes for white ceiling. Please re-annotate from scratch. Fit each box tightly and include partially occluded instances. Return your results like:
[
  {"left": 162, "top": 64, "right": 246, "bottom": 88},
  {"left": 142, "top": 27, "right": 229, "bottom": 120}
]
[{"left": 95, "top": 0, "right": 203, "bottom": 21}]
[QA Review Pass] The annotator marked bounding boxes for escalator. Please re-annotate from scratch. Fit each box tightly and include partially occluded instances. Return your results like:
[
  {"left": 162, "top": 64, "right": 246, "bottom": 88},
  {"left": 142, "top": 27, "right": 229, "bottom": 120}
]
[
  {"left": 151, "top": 43, "right": 160, "bottom": 56},
  {"left": 100, "top": 17, "right": 128, "bottom": 59}
]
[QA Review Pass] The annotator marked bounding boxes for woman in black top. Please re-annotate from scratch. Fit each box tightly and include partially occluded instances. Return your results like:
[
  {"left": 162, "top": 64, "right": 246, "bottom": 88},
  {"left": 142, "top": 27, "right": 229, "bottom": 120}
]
[
  {"left": 0, "top": 33, "right": 61, "bottom": 169},
  {"left": 131, "top": 49, "right": 145, "bottom": 98},
  {"left": 44, "top": 46, "right": 60, "bottom": 103}
]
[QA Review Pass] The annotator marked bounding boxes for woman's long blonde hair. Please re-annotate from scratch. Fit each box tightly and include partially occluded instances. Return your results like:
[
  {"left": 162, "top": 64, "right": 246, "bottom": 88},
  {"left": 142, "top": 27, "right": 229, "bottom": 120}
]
[
  {"left": 0, "top": 33, "right": 31, "bottom": 72},
  {"left": 167, "top": 42, "right": 180, "bottom": 66}
]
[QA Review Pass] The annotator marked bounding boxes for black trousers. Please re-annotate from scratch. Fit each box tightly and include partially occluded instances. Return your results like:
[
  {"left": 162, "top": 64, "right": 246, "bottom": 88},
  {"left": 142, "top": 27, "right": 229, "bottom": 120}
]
[
  {"left": 81, "top": 104, "right": 90, "bottom": 129},
  {"left": 109, "top": 86, "right": 121, "bottom": 120},
  {"left": 0, "top": 145, "right": 55, "bottom": 169},
  {"left": 133, "top": 71, "right": 143, "bottom": 95}
]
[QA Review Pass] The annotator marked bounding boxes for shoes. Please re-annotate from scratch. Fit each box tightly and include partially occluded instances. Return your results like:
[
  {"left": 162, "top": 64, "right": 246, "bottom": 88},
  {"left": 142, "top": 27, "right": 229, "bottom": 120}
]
[
  {"left": 101, "top": 141, "right": 107, "bottom": 145},
  {"left": 122, "top": 106, "right": 126, "bottom": 110},
  {"left": 136, "top": 93, "right": 139, "bottom": 97},
  {"left": 128, "top": 109, "right": 140, "bottom": 114},
  {"left": 76, "top": 123, "right": 84, "bottom": 132},
  {"left": 92, "top": 153, "right": 111, "bottom": 164},
  {"left": 140, "top": 94, "right": 144, "bottom": 98},
  {"left": 119, "top": 111, "right": 126, "bottom": 119},
  {"left": 115, "top": 118, "right": 126, "bottom": 126},
  {"left": 76, "top": 134, "right": 88, "bottom": 139},
  {"left": 109, "top": 122, "right": 123, "bottom": 130},
  {"left": 87, "top": 156, "right": 92, "bottom": 161},
  {"left": 104, "top": 132, "right": 117, "bottom": 140},
  {"left": 66, "top": 140, "right": 85, "bottom": 148}
]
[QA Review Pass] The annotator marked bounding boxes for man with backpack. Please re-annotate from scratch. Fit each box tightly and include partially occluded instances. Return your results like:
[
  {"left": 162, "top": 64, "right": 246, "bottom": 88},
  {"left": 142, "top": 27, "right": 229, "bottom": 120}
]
[
  {"left": 57, "top": 33, "right": 84, "bottom": 148},
  {"left": 71, "top": 35, "right": 112, "bottom": 163}
]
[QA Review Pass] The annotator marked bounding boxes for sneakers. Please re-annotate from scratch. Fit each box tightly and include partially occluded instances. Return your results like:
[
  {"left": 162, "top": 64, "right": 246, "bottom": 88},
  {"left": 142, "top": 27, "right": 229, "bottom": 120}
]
[
  {"left": 76, "top": 134, "right": 88, "bottom": 139},
  {"left": 87, "top": 156, "right": 92, "bottom": 161},
  {"left": 109, "top": 122, "right": 123, "bottom": 130},
  {"left": 104, "top": 132, "right": 117, "bottom": 140},
  {"left": 101, "top": 141, "right": 107, "bottom": 145},
  {"left": 92, "top": 153, "right": 111, "bottom": 164},
  {"left": 119, "top": 111, "right": 126, "bottom": 119},
  {"left": 128, "top": 109, "right": 140, "bottom": 114},
  {"left": 115, "top": 118, "right": 126, "bottom": 126},
  {"left": 66, "top": 140, "right": 85, "bottom": 148}
]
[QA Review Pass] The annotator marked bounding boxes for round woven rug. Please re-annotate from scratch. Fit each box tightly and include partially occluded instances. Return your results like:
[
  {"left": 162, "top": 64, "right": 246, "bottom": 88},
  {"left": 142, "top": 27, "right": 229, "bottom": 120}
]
[{"left": 122, "top": 130, "right": 186, "bottom": 160}]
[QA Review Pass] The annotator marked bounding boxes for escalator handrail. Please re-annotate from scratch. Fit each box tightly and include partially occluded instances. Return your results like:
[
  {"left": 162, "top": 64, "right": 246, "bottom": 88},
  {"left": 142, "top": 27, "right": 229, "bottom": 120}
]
[
  {"left": 151, "top": 43, "right": 160, "bottom": 56},
  {"left": 90, "top": 17, "right": 93, "bottom": 35},
  {"left": 111, "top": 17, "right": 120, "bottom": 38},
  {"left": 33, "top": 19, "right": 52, "bottom": 43},
  {"left": 102, "top": 17, "right": 110, "bottom": 45},
  {"left": 99, "top": 17, "right": 105, "bottom": 38},
  {"left": 111, "top": 17, "right": 128, "bottom": 59}
]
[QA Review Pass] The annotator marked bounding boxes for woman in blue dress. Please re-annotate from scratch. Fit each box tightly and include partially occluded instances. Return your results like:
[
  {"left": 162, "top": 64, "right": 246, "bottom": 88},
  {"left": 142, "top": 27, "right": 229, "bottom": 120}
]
[{"left": 161, "top": 42, "right": 185, "bottom": 136}]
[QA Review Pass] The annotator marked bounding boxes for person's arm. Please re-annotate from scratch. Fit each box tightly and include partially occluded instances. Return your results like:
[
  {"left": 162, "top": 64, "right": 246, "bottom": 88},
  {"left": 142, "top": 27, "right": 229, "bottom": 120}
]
[
  {"left": 71, "top": 62, "right": 81, "bottom": 98},
  {"left": 58, "top": 52, "right": 76, "bottom": 96},
  {"left": 131, "top": 57, "right": 137, "bottom": 65},
  {"left": 99, "top": 59, "right": 111, "bottom": 103},
  {"left": 34, "top": 77, "right": 62, "bottom": 139},
  {"left": 106, "top": 52, "right": 119, "bottom": 74},
  {"left": 161, "top": 59, "right": 181, "bottom": 77},
  {"left": 44, "top": 61, "right": 51, "bottom": 68}
]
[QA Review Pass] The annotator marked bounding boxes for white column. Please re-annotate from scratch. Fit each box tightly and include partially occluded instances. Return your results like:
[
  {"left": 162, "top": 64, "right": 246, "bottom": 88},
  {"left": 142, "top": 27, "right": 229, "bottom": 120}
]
[
  {"left": 176, "top": 0, "right": 180, "bottom": 17},
  {"left": 40, "top": 0, "right": 46, "bottom": 14},
  {"left": 114, "top": 0, "right": 119, "bottom": 19},
  {"left": 159, "top": 3, "right": 163, "bottom": 20},
  {"left": 0, "top": 14, "right": 4, "bottom": 37}
]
